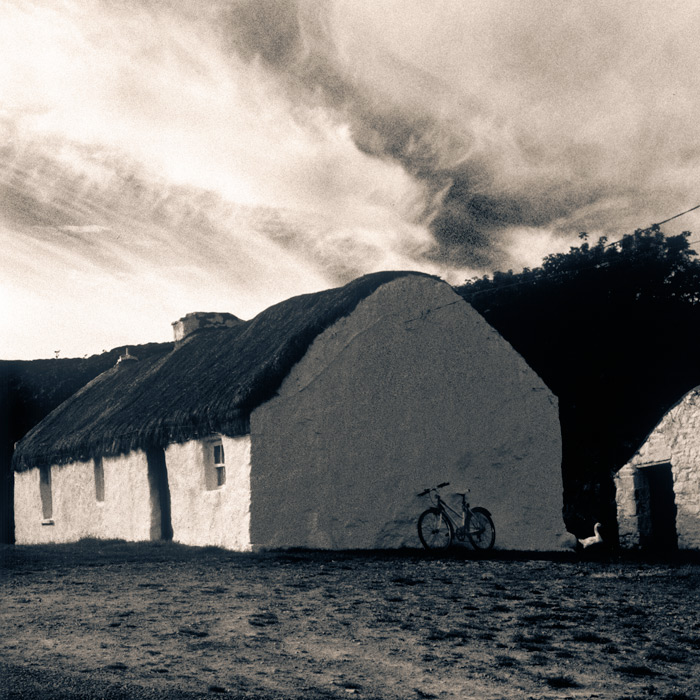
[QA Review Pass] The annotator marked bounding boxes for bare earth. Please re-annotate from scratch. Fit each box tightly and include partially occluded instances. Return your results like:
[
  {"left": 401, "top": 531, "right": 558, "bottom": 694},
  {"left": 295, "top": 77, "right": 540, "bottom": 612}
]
[{"left": 1, "top": 541, "right": 699, "bottom": 700}]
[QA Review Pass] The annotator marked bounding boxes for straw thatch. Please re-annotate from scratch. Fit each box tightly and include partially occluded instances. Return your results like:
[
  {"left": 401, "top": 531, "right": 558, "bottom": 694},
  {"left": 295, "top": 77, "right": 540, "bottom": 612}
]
[{"left": 13, "top": 271, "right": 433, "bottom": 472}]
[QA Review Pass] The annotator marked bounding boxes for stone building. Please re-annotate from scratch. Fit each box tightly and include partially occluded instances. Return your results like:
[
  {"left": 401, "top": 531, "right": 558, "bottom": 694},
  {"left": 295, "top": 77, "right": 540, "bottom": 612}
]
[
  {"left": 615, "top": 386, "right": 700, "bottom": 551},
  {"left": 13, "top": 271, "right": 567, "bottom": 551}
]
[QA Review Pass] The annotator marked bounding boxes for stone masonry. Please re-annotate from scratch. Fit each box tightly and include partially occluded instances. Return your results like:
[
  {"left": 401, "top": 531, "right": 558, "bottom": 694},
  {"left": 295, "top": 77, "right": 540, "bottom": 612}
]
[{"left": 615, "top": 388, "right": 700, "bottom": 549}]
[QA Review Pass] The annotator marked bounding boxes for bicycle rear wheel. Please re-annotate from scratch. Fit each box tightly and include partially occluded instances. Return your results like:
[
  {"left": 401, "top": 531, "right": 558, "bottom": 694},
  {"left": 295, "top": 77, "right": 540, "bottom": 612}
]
[
  {"left": 467, "top": 507, "right": 495, "bottom": 550},
  {"left": 417, "top": 508, "right": 454, "bottom": 551}
]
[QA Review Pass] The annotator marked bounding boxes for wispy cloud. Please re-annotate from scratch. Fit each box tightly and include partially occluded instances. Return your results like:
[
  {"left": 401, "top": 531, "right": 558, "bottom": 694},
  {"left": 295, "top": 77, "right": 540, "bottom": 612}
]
[{"left": 2, "top": 0, "right": 700, "bottom": 358}]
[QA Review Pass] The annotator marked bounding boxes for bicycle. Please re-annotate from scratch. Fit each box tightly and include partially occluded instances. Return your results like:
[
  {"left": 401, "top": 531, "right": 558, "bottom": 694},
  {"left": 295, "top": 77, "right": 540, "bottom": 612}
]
[{"left": 416, "top": 482, "right": 495, "bottom": 551}]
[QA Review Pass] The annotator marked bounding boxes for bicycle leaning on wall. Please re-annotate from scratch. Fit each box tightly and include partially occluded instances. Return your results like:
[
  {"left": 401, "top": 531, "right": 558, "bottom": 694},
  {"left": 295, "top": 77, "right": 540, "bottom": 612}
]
[{"left": 416, "top": 482, "right": 495, "bottom": 551}]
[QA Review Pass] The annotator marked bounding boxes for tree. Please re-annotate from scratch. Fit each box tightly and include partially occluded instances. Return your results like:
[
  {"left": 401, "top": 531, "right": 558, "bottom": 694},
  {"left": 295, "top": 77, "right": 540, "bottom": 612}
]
[{"left": 456, "top": 227, "right": 700, "bottom": 538}]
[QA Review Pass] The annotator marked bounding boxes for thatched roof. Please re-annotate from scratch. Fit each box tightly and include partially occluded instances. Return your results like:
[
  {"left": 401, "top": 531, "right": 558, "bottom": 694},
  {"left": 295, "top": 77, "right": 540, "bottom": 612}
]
[{"left": 13, "top": 271, "right": 434, "bottom": 472}]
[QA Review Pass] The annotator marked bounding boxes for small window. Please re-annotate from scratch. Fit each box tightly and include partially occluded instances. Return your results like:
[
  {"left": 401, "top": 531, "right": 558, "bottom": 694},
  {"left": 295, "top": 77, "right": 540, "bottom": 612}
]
[
  {"left": 214, "top": 443, "right": 226, "bottom": 487},
  {"left": 205, "top": 439, "right": 226, "bottom": 490},
  {"left": 94, "top": 457, "right": 105, "bottom": 502},
  {"left": 39, "top": 465, "right": 53, "bottom": 521}
]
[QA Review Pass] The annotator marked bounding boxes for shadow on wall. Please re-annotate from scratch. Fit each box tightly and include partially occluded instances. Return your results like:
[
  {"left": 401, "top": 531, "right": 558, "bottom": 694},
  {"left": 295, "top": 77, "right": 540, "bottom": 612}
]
[{"left": 146, "top": 447, "right": 173, "bottom": 541}]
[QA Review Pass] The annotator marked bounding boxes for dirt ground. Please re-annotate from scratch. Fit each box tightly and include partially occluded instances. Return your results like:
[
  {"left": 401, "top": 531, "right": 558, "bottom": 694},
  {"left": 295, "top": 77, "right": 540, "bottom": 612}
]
[{"left": 1, "top": 541, "right": 699, "bottom": 700}]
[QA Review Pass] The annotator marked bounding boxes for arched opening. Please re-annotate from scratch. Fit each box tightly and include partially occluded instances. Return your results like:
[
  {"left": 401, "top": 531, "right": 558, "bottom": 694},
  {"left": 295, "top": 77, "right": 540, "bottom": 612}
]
[{"left": 146, "top": 447, "right": 173, "bottom": 541}]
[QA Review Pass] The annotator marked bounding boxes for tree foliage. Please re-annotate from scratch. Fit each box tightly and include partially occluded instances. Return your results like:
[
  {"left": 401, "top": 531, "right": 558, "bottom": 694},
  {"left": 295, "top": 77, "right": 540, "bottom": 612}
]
[{"left": 456, "top": 227, "right": 700, "bottom": 535}]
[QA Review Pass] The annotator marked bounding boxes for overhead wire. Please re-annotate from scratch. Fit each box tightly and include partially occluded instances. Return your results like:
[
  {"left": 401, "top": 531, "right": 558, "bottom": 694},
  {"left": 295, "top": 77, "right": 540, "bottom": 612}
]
[
  {"left": 602, "top": 201, "right": 700, "bottom": 248},
  {"left": 655, "top": 202, "right": 700, "bottom": 227}
]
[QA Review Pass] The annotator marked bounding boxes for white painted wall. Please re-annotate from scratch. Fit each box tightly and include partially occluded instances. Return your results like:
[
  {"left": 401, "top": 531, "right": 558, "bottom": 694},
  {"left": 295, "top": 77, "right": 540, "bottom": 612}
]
[
  {"left": 13, "top": 451, "right": 153, "bottom": 544},
  {"left": 166, "top": 436, "right": 251, "bottom": 550},
  {"left": 616, "top": 388, "right": 700, "bottom": 549},
  {"left": 250, "top": 276, "right": 565, "bottom": 551}
]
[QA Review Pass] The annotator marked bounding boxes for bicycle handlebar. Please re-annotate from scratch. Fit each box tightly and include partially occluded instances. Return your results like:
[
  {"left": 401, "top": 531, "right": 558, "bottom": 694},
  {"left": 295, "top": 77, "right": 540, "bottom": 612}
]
[{"left": 416, "top": 482, "right": 450, "bottom": 497}]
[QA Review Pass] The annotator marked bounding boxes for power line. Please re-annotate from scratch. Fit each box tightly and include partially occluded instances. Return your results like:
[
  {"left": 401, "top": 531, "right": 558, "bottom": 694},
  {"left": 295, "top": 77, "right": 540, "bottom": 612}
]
[
  {"left": 655, "top": 202, "right": 700, "bottom": 227},
  {"left": 603, "top": 201, "right": 700, "bottom": 248}
]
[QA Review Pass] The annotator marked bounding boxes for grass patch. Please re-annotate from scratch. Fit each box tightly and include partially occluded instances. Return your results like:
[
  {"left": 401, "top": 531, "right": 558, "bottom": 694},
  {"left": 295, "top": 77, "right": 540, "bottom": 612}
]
[
  {"left": 545, "top": 675, "right": 580, "bottom": 689},
  {"left": 248, "top": 612, "right": 279, "bottom": 627},
  {"left": 678, "top": 635, "right": 700, "bottom": 648},
  {"left": 571, "top": 631, "right": 612, "bottom": 644},
  {"left": 494, "top": 655, "right": 518, "bottom": 668},
  {"left": 391, "top": 577, "right": 426, "bottom": 586},
  {"left": 555, "top": 649, "right": 574, "bottom": 659},
  {"left": 614, "top": 665, "right": 660, "bottom": 677},
  {"left": 427, "top": 628, "right": 469, "bottom": 642},
  {"left": 521, "top": 613, "right": 552, "bottom": 623},
  {"left": 512, "top": 630, "right": 553, "bottom": 652},
  {"left": 105, "top": 662, "right": 128, "bottom": 671},
  {"left": 512, "top": 631, "right": 552, "bottom": 645},
  {"left": 646, "top": 647, "right": 690, "bottom": 664}
]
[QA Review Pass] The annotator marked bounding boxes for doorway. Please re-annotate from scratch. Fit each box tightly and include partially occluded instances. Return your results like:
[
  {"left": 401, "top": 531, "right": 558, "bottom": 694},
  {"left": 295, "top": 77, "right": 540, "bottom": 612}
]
[
  {"left": 146, "top": 447, "right": 173, "bottom": 541},
  {"left": 638, "top": 463, "right": 677, "bottom": 552}
]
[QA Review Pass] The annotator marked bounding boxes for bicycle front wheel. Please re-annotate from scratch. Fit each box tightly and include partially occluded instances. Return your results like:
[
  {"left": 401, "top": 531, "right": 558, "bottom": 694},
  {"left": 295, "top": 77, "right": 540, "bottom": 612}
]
[
  {"left": 417, "top": 508, "right": 454, "bottom": 551},
  {"left": 467, "top": 507, "right": 495, "bottom": 550}
]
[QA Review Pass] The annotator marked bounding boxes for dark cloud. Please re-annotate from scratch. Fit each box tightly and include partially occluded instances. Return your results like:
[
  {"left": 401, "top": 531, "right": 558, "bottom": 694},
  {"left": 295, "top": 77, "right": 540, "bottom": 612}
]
[
  {"left": 225, "top": 0, "right": 302, "bottom": 68},
  {"left": 214, "top": 1, "right": 580, "bottom": 267},
  {"left": 214, "top": 0, "right": 700, "bottom": 270}
]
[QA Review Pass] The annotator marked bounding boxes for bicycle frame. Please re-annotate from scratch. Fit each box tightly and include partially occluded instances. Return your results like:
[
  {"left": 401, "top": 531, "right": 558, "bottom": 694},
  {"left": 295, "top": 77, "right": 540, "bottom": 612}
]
[{"left": 429, "top": 491, "right": 474, "bottom": 541}]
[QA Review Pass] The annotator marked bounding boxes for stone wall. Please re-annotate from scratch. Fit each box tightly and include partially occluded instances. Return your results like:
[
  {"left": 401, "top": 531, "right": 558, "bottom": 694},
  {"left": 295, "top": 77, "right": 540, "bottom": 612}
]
[{"left": 616, "top": 388, "right": 700, "bottom": 549}]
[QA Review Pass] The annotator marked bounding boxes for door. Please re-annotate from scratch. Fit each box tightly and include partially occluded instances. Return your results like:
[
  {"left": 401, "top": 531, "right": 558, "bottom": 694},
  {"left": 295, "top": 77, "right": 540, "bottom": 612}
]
[
  {"left": 639, "top": 463, "right": 677, "bottom": 552},
  {"left": 146, "top": 447, "right": 173, "bottom": 541}
]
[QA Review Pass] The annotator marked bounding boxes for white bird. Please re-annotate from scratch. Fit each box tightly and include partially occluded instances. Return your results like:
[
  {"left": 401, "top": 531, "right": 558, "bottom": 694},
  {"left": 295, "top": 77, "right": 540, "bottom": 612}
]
[{"left": 578, "top": 522, "right": 604, "bottom": 549}]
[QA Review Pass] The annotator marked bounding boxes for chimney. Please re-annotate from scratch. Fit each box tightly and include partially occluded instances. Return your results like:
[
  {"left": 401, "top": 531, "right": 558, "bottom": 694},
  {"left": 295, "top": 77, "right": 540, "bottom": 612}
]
[
  {"left": 116, "top": 347, "right": 138, "bottom": 366},
  {"left": 172, "top": 312, "right": 243, "bottom": 345}
]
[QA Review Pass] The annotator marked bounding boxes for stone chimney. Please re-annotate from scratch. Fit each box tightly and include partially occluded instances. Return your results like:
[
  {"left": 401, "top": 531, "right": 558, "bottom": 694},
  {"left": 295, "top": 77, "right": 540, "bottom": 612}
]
[{"left": 172, "top": 312, "right": 243, "bottom": 345}]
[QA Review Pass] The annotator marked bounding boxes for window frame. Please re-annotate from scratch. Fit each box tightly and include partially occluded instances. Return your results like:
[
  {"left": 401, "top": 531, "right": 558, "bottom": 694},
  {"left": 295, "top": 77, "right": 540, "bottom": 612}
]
[{"left": 205, "top": 437, "right": 226, "bottom": 490}]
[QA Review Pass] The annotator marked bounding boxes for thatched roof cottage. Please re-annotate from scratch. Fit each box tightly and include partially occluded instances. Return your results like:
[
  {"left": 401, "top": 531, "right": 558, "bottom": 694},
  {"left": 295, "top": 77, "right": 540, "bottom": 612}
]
[
  {"left": 616, "top": 386, "right": 700, "bottom": 551},
  {"left": 13, "top": 272, "right": 566, "bottom": 550}
]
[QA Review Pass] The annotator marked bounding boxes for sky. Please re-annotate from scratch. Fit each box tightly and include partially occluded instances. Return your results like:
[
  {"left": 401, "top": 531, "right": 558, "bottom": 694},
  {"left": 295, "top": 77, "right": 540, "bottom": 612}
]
[{"left": 3, "top": 0, "right": 700, "bottom": 360}]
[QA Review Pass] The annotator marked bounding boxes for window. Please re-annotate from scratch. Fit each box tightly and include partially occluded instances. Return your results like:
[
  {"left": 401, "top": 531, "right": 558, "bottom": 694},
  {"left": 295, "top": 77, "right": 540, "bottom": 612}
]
[
  {"left": 94, "top": 457, "right": 105, "bottom": 502},
  {"left": 39, "top": 465, "right": 53, "bottom": 522},
  {"left": 205, "top": 439, "right": 226, "bottom": 490},
  {"left": 214, "top": 443, "right": 226, "bottom": 487}
]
